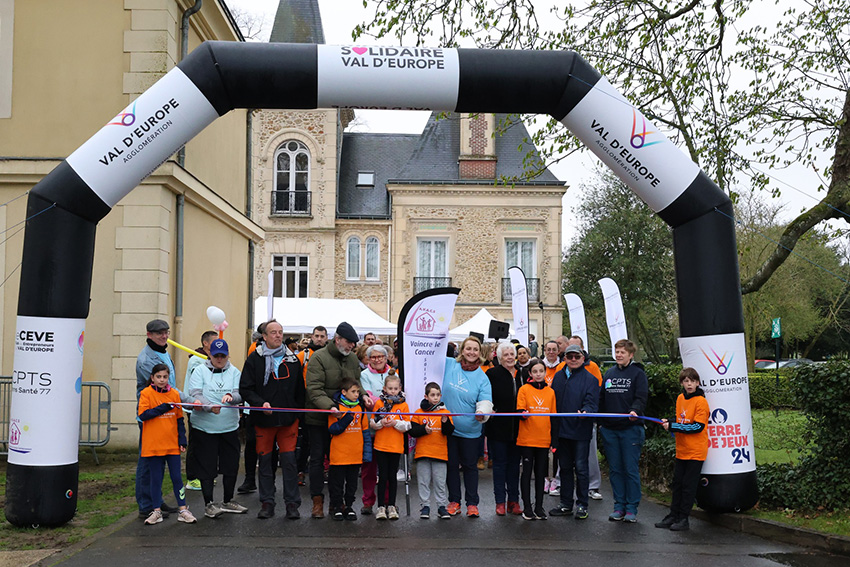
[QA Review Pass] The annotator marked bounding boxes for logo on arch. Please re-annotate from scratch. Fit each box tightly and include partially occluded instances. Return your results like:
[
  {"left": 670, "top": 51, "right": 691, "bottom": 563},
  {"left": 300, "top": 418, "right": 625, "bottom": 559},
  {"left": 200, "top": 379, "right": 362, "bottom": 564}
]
[
  {"left": 630, "top": 108, "right": 662, "bottom": 149},
  {"left": 700, "top": 346, "right": 732, "bottom": 375},
  {"left": 108, "top": 102, "right": 136, "bottom": 127}
]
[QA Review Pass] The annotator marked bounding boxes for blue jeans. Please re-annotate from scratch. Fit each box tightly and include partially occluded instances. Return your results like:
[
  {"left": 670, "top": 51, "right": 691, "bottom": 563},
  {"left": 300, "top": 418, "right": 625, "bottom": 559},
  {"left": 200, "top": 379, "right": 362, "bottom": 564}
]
[
  {"left": 447, "top": 435, "right": 480, "bottom": 506},
  {"left": 556, "top": 437, "right": 591, "bottom": 508},
  {"left": 147, "top": 454, "right": 187, "bottom": 509},
  {"left": 600, "top": 426, "right": 645, "bottom": 514},
  {"left": 488, "top": 438, "right": 520, "bottom": 504},
  {"left": 135, "top": 423, "right": 152, "bottom": 512}
]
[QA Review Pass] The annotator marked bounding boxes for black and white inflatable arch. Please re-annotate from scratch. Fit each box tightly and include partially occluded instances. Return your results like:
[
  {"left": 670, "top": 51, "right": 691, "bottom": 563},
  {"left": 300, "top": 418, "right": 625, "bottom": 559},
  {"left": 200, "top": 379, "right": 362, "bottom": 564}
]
[{"left": 6, "top": 42, "right": 757, "bottom": 526}]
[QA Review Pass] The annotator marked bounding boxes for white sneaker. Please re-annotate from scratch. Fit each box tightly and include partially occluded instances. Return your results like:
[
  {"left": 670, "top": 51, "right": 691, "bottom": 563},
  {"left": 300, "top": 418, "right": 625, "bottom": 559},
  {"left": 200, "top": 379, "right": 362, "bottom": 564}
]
[
  {"left": 589, "top": 490, "right": 603, "bottom": 500},
  {"left": 387, "top": 505, "right": 400, "bottom": 520},
  {"left": 396, "top": 470, "right": 407, "bottom": 482},
  {"left": 144, "top": 509, "right": 163, "bottom": 525},
  {"left": 549, "top": 486, "right": 561, "bottom": 496},
  {"left": 220, "top": 501, "right": 249, "bottom": 514},
  {"left": 543, "top": 478, "right": 551, "bottom": 494},
  {"left": 375, "top": 506, "right": 388, "bottom": 520},
  {"left": 204, "top": 502, "right": 223, "bottom": 518},
  {"left": 177, "top": 509, "right": 197, "bottom": 523}
]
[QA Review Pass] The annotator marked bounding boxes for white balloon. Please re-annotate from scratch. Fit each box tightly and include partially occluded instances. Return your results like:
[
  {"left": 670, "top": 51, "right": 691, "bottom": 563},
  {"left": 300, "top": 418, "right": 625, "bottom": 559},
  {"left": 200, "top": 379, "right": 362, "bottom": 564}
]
[{"left": 206, "top": 305, "right": 226, "bottom": 326}]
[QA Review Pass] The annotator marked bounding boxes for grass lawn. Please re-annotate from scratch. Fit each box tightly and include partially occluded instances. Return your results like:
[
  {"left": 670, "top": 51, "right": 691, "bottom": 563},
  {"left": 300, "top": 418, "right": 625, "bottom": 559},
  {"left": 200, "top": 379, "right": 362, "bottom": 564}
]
[{"left": 751, "top": 408, "right": 808, "bottom": 465}]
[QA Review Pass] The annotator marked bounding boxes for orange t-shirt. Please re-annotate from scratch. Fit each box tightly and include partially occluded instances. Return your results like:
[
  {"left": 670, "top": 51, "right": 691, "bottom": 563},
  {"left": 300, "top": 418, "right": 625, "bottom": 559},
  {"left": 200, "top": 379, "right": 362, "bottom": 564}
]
[
  {"left": 296, "top": 348, "right": 315, "bottom": 380},
  {"left": 544, "top": 361, "right": 566, "bottom": 386},
  {"left": 328, "top": 403, "right": 368, "bottom": 466},
  {"left": 675, "top": 393, "right": 710, "bottom": 461},
  {"left": 586, "top": 360, "right": 603, "bottom": 386},
  {"left": 138, "top": 386, "right": 184, "bottom": 457},
  {"left": 372, "top": 399, "right": 410, "bottom": 454},
  {"left": 411, "top": 408, "right": 453, "bottom": 461},
  {"left": 516, "top": 383, "right": 556, "bottom": 449}
]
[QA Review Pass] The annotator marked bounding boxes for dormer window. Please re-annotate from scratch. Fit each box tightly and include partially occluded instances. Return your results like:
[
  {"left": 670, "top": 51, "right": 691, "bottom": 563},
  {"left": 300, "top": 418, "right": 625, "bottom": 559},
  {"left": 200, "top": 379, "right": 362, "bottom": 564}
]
[{"left": 357, "top": 171, "right": 375, "bottom": 187}]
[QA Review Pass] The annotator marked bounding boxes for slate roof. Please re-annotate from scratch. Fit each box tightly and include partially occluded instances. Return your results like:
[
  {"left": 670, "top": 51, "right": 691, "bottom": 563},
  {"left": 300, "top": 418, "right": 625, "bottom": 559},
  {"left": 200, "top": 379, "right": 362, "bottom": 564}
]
[
  {"left": 394, "top": 113, "right": 560, "bottom": 184},
  {"left": 337, "top": 133, "right": 420, "bottom": 218},
  {"left": 268, "top": 0, "right": 325, "bottom": 44}
]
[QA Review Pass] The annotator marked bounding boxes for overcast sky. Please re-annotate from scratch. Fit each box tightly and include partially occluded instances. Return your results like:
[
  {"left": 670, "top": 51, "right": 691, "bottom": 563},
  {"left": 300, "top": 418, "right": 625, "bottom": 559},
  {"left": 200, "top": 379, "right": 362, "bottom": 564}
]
[{"left": 224, "top": 0, "right": 833, "bottom": 255}]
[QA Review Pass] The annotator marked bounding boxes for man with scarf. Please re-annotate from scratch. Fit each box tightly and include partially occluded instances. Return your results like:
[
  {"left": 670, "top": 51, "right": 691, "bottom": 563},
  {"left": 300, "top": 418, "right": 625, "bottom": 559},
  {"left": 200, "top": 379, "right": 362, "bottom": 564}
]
[
  {"left": 135, "top": 319, "right": 193, "bottom": 519},
  {"left": 187, "top": 338, "right": 247, "bottom": 518},
  {"left": 240, "top": 319, "right": 306, "bottom": 520}
]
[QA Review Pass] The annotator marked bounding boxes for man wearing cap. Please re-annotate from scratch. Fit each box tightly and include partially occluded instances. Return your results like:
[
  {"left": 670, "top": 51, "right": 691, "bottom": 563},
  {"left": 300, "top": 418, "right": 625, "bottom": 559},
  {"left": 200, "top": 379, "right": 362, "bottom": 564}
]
[
  {"left": 549, "top": 344, "right": 600, "bottom": 520},
  {"left": 240, "top": 320, "right": 306, "bottom": 520},
  {"left": 568, "top": 335, "right": 604, "bottom": 501},
  {"left": 187, "top": 338, "right": 247, "bottom": 518},
  {"left": 135, "top": 319, "right": 190, "bottom": 519},
  {"left": 304, "top": 321, "right": 366, "bottom": 518}
]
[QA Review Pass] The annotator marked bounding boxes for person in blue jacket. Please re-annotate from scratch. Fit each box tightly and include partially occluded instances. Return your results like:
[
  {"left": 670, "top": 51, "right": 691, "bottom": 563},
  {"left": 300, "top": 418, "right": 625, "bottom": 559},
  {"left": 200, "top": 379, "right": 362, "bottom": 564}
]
[
  {"left": 598, "top": 339, "right": 649, "bottom": 524},
  {"left": 548, "top": 345, "right": 599, "bottom": 520},
  {"left": 441, "top": 336, "right": 493, "bottom": 518}
]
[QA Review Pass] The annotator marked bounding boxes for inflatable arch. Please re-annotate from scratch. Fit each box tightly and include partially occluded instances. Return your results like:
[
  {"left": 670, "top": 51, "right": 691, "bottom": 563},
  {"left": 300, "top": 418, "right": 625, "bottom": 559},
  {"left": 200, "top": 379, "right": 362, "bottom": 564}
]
[{"left": 6, "top": 42, "right": 757, "bottom": 526}]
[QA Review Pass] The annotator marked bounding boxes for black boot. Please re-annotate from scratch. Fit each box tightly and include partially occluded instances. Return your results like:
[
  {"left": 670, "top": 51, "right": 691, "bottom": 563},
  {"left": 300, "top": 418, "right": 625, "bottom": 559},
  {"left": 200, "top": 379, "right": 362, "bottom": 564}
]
[
  {"left": 670, "top": 517, "right": 690, "bottom": 531},
  {"left": 655, "top": 514, "right": 676, "bottom": 529}
]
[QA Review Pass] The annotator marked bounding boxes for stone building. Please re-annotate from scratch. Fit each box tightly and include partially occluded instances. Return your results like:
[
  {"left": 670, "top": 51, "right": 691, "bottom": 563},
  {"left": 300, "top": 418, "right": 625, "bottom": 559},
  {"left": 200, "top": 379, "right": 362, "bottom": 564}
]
[{"left": 254, "top": 0, "right": 568, "bottom": 339}]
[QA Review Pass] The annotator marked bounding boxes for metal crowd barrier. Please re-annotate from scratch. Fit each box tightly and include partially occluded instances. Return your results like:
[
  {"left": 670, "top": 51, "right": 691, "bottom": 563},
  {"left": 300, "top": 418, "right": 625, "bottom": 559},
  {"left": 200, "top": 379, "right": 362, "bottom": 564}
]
[{"left": 0, "top": 378, "right": 115, "bottom": 464}]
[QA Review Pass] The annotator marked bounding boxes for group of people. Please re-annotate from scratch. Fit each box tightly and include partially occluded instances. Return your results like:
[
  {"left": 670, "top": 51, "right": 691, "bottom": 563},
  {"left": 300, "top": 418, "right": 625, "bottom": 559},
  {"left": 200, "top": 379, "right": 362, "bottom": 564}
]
[{"left": 134, "top": 318, "right": 709, "bottom": 532}]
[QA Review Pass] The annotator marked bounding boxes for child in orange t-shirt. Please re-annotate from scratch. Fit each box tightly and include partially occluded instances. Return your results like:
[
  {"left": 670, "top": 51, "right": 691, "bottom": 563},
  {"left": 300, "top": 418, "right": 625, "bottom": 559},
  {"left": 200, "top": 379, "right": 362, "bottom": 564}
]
[
  {"left": 369, "top": 374, "right": 411, "bottom": 521},
  {"left": 328, "top": 378, "right": 369, "bottom": 521},
  {"left": 656, "top": 367, "right": 710, "bottom": 532},
  {"left": 409, "top": 382, "right": 455, "bottom": 519},
  {"left": 516, "top": 359, "right": 556, "bottom": 521},
  {"left": 138, "top": 363, "right": 197, "bottom": 525}
]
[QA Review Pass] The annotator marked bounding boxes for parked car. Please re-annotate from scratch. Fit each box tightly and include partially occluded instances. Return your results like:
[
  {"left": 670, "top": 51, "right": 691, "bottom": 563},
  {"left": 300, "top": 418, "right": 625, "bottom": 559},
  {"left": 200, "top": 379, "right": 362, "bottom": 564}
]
[
  {"left": 754, "top": 359, "right": 776, "bottom": 369},
  {"left": 777, "top": 358, "right": 813, "bottom": 368}
]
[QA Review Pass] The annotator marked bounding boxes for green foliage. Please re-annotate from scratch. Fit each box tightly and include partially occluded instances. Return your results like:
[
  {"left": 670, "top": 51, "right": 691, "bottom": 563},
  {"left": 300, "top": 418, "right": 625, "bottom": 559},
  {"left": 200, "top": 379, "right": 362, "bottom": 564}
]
[{"left": 748, "top": 372, "right": 796, "bottom": 409}]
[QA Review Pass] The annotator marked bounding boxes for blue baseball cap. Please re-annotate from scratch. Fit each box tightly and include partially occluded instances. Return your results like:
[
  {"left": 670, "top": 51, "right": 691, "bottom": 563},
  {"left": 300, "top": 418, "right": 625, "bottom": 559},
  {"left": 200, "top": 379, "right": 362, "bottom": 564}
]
[{"left": 209, "top": 339, "right": 228, "bottom": 356}]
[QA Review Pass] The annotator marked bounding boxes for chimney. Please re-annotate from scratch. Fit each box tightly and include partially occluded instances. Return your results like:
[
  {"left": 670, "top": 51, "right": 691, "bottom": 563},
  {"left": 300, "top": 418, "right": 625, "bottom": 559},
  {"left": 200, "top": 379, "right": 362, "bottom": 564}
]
[{"left": 458, "top": 113, "right": 497, "bottom": 179}]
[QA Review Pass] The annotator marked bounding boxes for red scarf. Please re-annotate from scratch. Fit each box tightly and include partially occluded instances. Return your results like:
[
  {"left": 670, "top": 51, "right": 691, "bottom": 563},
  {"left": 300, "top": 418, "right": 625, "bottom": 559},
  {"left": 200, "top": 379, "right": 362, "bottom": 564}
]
[{"left": 460, "top": 359, "right": 480, "bottom": 372}]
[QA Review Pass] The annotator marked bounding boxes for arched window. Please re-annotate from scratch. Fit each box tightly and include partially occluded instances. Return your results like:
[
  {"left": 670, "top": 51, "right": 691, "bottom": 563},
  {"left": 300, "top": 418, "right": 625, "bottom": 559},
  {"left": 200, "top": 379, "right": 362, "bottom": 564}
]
[
  {"left": 273, "top": 140, "right": 310, "bottom": 215},
  {"left": 346, "top": 236, "right": 361, "bottom": 280},
  {"left": 365, "top": 236, "right": 379, "bottom": 280}
]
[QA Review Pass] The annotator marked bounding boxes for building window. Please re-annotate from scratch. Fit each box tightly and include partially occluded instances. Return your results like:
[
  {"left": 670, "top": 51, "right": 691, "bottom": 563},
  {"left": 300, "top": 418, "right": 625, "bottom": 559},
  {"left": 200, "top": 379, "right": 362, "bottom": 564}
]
[
  {"left": 365, "top": 236, "right": 379, "bottom": 280},
  {"left": 273, "top": 255, "right": 308, "bottom": 298},
  {"left": 346, "top": 237, "right": 361, "bottom": 280},
  {"left": 506, "top": 239, "right": 536, "bottom": 277},
  {"left": 415, "top": 238, "right": 450, "bottom": 292},
  {"left": 357, "top": 172, "right": 375, "bottom": 187},
  {"left": 272, "top": 140, "right": 311, "bottom": 215}
]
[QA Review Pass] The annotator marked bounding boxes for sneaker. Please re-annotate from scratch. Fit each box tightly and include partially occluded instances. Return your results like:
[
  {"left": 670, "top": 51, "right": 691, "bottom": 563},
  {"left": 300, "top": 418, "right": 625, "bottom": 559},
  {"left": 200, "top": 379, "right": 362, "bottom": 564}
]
[
  {"left": 522, "top": 507, "right": 536, "bottom": 520},
  {"left": 534, "top": 507, "right": 548, "bottom": 521},
  {"left": 345, "top": 507, "right": 357, "bottom": 521},
  {"left": 549, "top": 506, "right": 573, "bottom": 517},
  {"left": 466, "top": 505, "right": 479, "bottom": 518},
  {"left": 397, "top": 469, "right": 407, "bottom": 482},
  {"left": 507, "top": 501, "right": 522, "bottom": 515},
  {"left": 220, "top": 501, "right": 248, "bottom": 514},
  {"left": 204, "top": 502, "right": 223, "bottom": 518},
  {"left": 437, "top": 506, "right": 451, "bottom": 519},
  {"left": 575, "top": 505, "right": 588, "bottom": 520},
  {"left": 543, "top": 478, "right": 551, "bottom": 494},
  {"left": 670, "top": 518, "right": 690, "bottom": 531},
  {"left": 257, "top": 502, "right": 275, "bottom": 519},
  {"left": 160, "top": 502, "right": 179, "bottom": 514},
  {"left": 446, "top": 502, "right": 461, "bottom": 516},
  {"left": 420, "top": 506, "right": 430, "bottom": 519},
  {"left": 495, "top": 503, "right": 506, "bottom": 516},
  {"left": 237, "top": 480, "right": 256, "bottom": 494},
  {"left": 361, "top": 506, "right": 373, "bottom": 515},
  {"left": 655, "top": 514, "right": 676, "bottom": 529},
  {"left": 609, "top": 510, "right": 625, "bottom": 521},
  {"left": 623, "top": 512, "right": 637, "bottom": 523},
  {"left": 387, "top": 505, "right": 400, "bottom": 520},
  {"left": 298, "top": 472, "right": 306, "bottom": 486},
  {"left": 185, "top": 479, "right": 202, "bottom": 491},
  {"left": 549, "top": 486, "right": 561, "bottom": 496},
  {"left": 589, "top": 490, "right": 603, "bottom": 500},
  {"left": 177, "top": 509, "right": 197, "bottom": 524},
  {"left": 285, "top": 502, "right": 300, "bottom": 519},
  {"left": 375, "top": 506, "right": 388, "bottom": 520},
  {"left": 333, "top": 509, "right": 344, "bottom": 521},
  {"left": 144, "top": 509, "right": 163, "bottom": 525}
]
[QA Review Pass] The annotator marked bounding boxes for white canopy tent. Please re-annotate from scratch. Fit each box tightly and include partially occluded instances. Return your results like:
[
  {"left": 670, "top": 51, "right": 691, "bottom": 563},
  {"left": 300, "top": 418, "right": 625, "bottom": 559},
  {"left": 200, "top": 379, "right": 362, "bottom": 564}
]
[
  {"left": 254, "top": 297, "right": 396, "bottom": 337},
  {"left": 448, "top": 308, "right": 514, "bottom": 342}
]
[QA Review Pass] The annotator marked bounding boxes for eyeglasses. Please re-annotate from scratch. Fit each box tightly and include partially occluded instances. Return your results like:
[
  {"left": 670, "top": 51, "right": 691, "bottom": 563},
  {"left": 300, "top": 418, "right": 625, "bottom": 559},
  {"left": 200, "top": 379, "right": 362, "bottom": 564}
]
[
  {"left": 370, "top": 355, "right": 386, "bottom": 360},
  {"left": 565, "top": 354, "right": 583, "bottom": 360}
]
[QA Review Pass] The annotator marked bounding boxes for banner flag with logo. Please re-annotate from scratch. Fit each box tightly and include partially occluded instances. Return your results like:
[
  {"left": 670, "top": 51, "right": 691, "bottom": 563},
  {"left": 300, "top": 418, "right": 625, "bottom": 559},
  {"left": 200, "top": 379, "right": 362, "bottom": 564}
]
[
  {"left": 266, "top": 270, "right": 275, "bottom": 322},
  {"left": 564, "top": 293, "right": 589, "bottom": 350},
  {"left": 397, "top": 287, "right": 460, "bottom": 407},
  {"left": 679, "top": 333, "right": 756, "bottom": 476},
  {"left": 598, "top": 277, "right": 628, "bottom": 351},
  {"left": 508, "top": 266, "right": 530, "bottom": 348}
]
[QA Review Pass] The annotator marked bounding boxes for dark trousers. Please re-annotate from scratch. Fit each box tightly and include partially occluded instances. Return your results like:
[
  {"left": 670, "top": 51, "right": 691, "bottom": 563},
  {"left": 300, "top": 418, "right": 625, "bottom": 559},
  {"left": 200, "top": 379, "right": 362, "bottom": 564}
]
[
  {"left": 328, "top": 464, "right": 360, "bottom": 511},
  {"left": 520, "top": 446, "right": 548, "bottom": 510},
  {"left": 239, "top": 414, "right": 257, "bottom": 483},
  {"left": 147, "top": 454, "right": 186, "bottom": 509},
  {"left": 488, "top": 438, "right": 520, "bottom": 504},
  {"left": 447, "top": 435, "right": 481, "bottom": 506},
  {"left": 671, "top": 458, "right": 704, "bottom": 520},
  {"left": 375, "top": 450, "right": 401, "bottom": 507},
  {"left": 307, "top": 424, "right": 331, "bottom": 497},
  {"left": 556, "top": 437, "right": 591, "bottom": 509},
  {"left": 296, "top": 421, "right": 310, "bottom": 473}
]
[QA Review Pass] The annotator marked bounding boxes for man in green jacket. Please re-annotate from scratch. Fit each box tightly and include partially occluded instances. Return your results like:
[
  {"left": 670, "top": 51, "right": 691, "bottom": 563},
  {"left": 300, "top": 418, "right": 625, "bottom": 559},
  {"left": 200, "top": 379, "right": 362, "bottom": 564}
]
[{"left": 305, "top": 321, "right": 368, "bottom": 518}]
